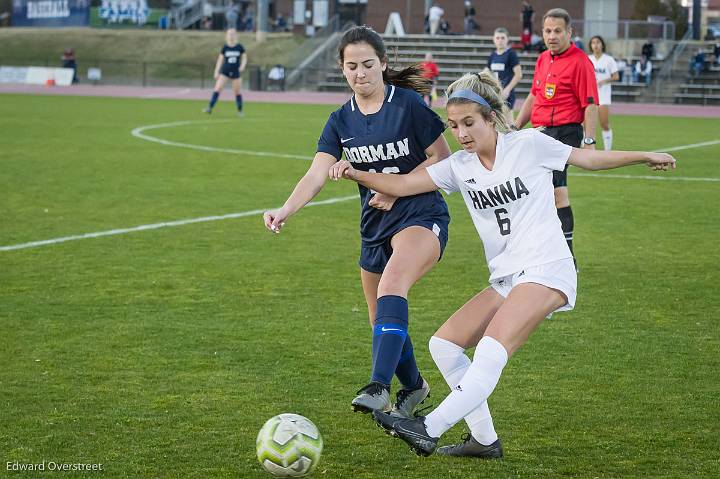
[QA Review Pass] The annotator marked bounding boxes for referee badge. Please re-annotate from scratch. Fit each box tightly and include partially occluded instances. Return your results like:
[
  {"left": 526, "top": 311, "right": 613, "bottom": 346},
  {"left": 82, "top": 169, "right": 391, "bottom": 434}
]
[{"left": 544, "top": 83, "right": 556, "bottom": 99}]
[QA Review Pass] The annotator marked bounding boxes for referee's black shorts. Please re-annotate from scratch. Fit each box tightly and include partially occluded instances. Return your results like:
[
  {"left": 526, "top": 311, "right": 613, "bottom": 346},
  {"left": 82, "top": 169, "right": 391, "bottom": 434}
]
[{"left": 540, "top": 123, "right": 583, "bottom": 188}]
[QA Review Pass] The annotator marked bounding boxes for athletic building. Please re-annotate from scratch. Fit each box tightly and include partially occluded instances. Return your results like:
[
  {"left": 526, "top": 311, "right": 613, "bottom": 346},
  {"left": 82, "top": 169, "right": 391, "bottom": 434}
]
[{"left": 273, "top": 1, "right": 638, "bottom": 37}]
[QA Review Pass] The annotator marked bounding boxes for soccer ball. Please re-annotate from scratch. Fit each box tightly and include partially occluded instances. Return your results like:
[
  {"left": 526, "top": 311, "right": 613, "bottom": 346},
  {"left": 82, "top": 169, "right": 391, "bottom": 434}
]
[{"left": 256, "top": 413, "right": 323, "bottom": 477}]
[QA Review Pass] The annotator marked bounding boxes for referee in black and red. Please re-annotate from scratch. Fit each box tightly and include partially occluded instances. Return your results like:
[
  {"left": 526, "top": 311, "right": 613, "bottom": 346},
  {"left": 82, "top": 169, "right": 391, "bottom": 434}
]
[{"left": 514, "top": 8, "right": 598, "bottom": 270}]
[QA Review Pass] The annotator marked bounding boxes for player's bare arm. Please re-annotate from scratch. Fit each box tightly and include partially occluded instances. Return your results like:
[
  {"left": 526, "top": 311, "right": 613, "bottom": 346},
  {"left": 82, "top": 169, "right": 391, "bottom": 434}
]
[
  {"left": 329, "top": 160, "right": 438, "bottom": 197},
  {"left": 568, "top": 148, "right": 676, "bottom": 171},
  {"left": 368, "top": 134, "right": 450, "bottom": 211},
  {"left": 264, "top": 152, "right": 336, "bottom": 233}
]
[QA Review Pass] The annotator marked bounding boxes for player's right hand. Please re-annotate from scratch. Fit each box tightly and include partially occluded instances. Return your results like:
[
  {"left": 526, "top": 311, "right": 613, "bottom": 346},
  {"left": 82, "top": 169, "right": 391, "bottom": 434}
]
[
  {"left": 263, "top": 208, "right": 287, "bottom": 234},
  {"left": 328, "top": 160, "right": 356, "bottom": 181}
]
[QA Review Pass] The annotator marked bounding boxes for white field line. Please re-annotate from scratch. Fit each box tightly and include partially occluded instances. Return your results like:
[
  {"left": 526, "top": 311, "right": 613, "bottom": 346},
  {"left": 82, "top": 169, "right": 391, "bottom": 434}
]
[
  {"left": 652, "top": 139, "right": 720, "bottom": 153},
  {"left": 130, "top": 120, "right": 312, "bottom": 160},
  {"left": 0, "top": 195, "right": 358, "bottom": 252}
]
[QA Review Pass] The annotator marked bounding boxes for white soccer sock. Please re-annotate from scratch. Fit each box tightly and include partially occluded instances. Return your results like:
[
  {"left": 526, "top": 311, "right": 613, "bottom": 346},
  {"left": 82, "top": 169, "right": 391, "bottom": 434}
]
[
  {"left": 424, "top": 336, "right": 508, "bottom": 439},
  {"left": 428, "top": 336, "right": 498, "bottom": 445},
  {"left": 602, "top": 129, "right": 613, "bottom": 150}
]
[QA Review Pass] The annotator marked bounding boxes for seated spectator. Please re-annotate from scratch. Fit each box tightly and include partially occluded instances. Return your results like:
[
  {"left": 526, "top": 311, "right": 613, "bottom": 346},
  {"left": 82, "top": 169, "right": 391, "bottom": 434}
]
[
  {"left": 714, "top": 42, "right": 720, "bottom": 66},
  {"left": 641, "top": 41, "right": 655, "bottom": 59},
  {"left": 521, "top": 28, "right": 531, "bottom": 52},
  {"left": 573, "top": 36, "right": 584, "bottom": 52},
  {"left": 61, "top": 48, "right": 78, "bottom": 84},
  {"left": 690, "top": 49, "right": 708, "bottom": 77},
  {"left": 531, "top": 31, "right": 545, "bottom": 52},
  {"left": 633, "top": 55, "right": 653, "bottom": 85},
  {"left": 439, "top": 19, "right": 450, "bottom": 35},
  {"left": 616, "top": 57, "right": 627, "bottom": 83},
  {"left": 203, "top": 1, "right": 213, "bottom": 30},
  {"left": 275, "top": 13, "right": 288, "bottom": 32},
  {"left": 463, "top": 1, "right": 479, "bottom": 34},
  {"left": 267, "top": 64, "right": 285, "bottom": 90}
]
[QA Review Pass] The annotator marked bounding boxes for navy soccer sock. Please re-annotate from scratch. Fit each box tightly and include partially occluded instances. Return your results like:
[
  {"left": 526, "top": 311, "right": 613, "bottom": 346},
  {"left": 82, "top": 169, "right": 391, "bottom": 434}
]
[
  {"left": 235, "top": 94, "right": 243, "bottom": 112},
  {"left": 371, "top": 295, "right": 409, "bottom": 386},
  {"left": 209, "top": 91, "right": 220, "bottom": 109},
  {"left": 395, "top": 335, "right": 422, "bottom": 390}
]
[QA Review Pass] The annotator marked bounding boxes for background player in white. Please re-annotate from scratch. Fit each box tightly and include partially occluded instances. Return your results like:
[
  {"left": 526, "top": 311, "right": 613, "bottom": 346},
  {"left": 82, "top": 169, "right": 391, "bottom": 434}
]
[
  {"left": 329, "top": 71, "right": 676, "bottom": 457},
  {"left": 588, "top": 35, "right": 619, "bottom": 150}
]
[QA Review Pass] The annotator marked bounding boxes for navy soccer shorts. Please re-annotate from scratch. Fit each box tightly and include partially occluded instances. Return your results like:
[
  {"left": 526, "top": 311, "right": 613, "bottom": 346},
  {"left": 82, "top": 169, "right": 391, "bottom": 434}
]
[{"left": 359, "top": 218, "right": 449, "bottom": 274}]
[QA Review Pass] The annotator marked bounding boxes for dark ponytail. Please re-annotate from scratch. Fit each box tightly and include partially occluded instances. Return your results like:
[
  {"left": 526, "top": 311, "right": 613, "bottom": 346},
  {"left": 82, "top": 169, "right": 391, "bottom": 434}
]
[{"left": 338, "top": 26, "right": 432, "bottom": 96}]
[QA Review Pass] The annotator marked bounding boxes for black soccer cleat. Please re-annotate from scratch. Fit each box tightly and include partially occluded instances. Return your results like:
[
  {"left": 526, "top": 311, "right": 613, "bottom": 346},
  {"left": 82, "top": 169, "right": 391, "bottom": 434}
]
[
  {"left": 436, "top": 433, "right": 504, "bottom": 458},
  {"left": 351, "top": 381, "right": 390, "bottom": 414},
  {"left": 372, "top": 411, "right": 439, "bottom": 456}
]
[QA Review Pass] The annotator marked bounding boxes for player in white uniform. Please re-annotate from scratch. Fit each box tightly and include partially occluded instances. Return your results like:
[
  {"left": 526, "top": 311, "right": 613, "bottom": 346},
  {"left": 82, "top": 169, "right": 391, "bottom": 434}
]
[
  {"left": 328, "top": 71, "right": 676, "bottom": 458},
  {"left": 588, "top": 35, "right": 619, "bottom": 150}
]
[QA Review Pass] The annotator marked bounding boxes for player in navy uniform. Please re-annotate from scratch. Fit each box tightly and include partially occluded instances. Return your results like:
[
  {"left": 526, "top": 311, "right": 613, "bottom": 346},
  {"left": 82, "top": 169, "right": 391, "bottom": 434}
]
[
  {"left": 204, "top": 29, "right": 247, "bottom": 116},
  {"left": 486, "top": 28, "right": 522, "bottom": 124},
  {"left": 263, "top": 26, "right": 452, "bottom": 418}
]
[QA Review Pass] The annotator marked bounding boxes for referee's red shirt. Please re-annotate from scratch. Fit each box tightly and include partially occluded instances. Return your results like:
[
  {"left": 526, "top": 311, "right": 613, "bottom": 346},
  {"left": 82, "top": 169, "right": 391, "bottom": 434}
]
[{"left": 530, "top": 43, "right": 599, "bottom": 127}]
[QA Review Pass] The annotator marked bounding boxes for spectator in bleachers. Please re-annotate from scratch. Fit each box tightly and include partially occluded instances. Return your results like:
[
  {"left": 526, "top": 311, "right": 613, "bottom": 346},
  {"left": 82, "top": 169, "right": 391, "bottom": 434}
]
[
  {"left": 633, "top": 55, "right": 652, "bottom": 86},
  {"left": 690, "top": 49, "right": 708, "bottom": 77},
  {"left": 487, "top": 27, "right": 522, "bottom": 124},
  {"left": 203, "top": 1, "right": 213, "bottom": 30},
  {"left": 531, "top": 31, "right": 545, "bottom": 52},
  {"left": 464, "top": 1, "right": 479, "bottom": 35},
  {"left": 573, "top": 36, "right": 584, "bottom": 52},
  {"left": 714, "top": 42, "right": 720, "bottom": 66},
  {"left": 641, "top": 41, "right": 654, "bottom": 59},
  {"left": 225, "top": 1, "right": 239, "bottom": 30},
  {"left": 274, "top": 13, "right": 288, "bottom": 32},
  {"left": 267, "top": 64, "right": 285, "bottom": 90},
  {"left": 439, "top": 18, "right": 451, "bottom": 35},
  {"left": 616, "top": 57, "right": 626, "bottom": 83},
  {"left": 520, "top": 1, "right": 534, "bottom": 33},
  {"left": 521, "top": 28, "right": 532, "bottom": 53},
  {"left": 421, "top": 53, "right": 440, "bottom": 106},
  {"left": 428, "top": 3, "right": 444, "bottom": 36}
]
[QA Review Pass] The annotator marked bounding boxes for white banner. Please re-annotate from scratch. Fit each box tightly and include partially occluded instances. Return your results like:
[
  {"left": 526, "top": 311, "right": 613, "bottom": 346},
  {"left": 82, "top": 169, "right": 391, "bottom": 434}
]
[{"left": 0, "top": 66, "right": 75, "bottom": 86}]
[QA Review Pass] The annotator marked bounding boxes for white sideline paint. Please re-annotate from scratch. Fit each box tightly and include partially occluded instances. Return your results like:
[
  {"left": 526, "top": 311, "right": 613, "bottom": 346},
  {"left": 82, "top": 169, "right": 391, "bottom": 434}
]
[
  {"left": 130, "top": 120, "right": 312, "bottom": 160},
  {"left": 0, "top": 195, "right": 358, "bottom": 252},
  {"left": 653, "top": 139, "right": 720, "bottom": 153}
]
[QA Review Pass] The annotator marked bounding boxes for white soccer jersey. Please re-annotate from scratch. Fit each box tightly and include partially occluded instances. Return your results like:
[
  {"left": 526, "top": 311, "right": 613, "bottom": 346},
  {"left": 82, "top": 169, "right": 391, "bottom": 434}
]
[
  {"left": 426, "top": 129, "right": 574, "bottom": 280},
  {"left": 589, "top": 53, "right": 618, "bottom": 105}
]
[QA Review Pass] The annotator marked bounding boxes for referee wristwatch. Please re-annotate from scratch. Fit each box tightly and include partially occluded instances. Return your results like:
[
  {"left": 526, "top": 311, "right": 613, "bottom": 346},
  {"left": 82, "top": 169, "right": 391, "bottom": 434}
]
[{"left": 582, "top": 137, "right": 597, "bottom": 146}]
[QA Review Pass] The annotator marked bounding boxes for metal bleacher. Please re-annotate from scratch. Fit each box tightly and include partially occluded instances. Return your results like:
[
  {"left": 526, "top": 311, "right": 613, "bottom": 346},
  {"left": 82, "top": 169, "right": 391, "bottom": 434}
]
[
  {"left": 317, "top": 34, "right": 651, "bottom": 103},
  {"left": 674, "top": 47, "right": 720, "bottom": 105}
]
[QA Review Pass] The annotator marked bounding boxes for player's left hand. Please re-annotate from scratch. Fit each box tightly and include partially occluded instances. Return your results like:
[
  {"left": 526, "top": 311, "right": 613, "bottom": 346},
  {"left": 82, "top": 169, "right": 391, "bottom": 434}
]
[
  {"left": 368, "top": 193, "right": 397, "bottom": 211},
  {"left": 645, "top": 152, "right": 677, "bottom": 171}
]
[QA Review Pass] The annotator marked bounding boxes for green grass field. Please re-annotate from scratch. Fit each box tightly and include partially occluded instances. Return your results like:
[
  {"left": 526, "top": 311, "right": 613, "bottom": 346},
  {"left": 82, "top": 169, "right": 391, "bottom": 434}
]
[{"left": 1, "top": 94, "right": 719, "bottom": 478}]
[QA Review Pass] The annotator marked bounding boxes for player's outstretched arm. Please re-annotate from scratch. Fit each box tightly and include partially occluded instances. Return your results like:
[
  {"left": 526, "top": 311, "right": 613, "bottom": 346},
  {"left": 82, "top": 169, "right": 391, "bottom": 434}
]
[
  {"left": 263, "top": 152, "right": 336, "bottom": 233},
  {"left": 567, "top": 148, "right": 676, "bottom": 171},
  {"left": 328, "top": 160, "right": 438, "bottom": 197}
]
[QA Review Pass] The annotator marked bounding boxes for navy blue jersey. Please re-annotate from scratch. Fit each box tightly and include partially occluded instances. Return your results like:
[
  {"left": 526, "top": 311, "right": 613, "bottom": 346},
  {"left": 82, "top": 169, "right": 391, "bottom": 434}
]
[
  {"left": 221, "top": 43, "right": 245, "bottom": 73},
  {"left": 487, "top": 49, "right": 519, "bottom": 89},
  {"left": 317, "top": 85, "right": 449, "bottom": 246}
]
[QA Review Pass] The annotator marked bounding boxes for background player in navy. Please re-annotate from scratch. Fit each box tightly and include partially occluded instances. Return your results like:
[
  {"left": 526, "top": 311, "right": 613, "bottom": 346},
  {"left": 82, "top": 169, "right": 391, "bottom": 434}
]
[
  {"left": 204, "top": 29, "right": 247, "bottom": 116},
  {"left": 263, "top": 26, "right": 452, "bottom": 418},
  {"left": 486, "top": 28, "right": 522, "bottom": 124}
]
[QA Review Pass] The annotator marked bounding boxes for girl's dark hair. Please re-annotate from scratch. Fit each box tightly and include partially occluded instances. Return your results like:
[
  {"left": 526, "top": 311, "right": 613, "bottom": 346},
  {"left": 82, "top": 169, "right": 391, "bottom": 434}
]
[
  {"left": 337, "top": 25, "right": 431, "bottom": 95},
  {"left": 589, "top": 35, "right": 606, "bottom": 53}
]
